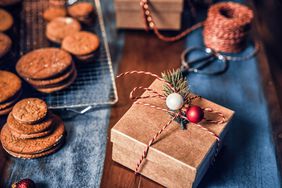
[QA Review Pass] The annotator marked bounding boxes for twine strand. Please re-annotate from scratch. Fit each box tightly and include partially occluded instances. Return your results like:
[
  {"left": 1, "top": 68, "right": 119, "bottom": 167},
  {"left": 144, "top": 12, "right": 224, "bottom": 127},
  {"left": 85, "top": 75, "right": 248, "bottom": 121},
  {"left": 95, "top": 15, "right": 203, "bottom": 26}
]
[
  {"left": 135, "top": 115, "right": 177, "bottom": 173},
  {"left": 117, "top": 71, "right": 225, "bottom": 174},
  {"left": 140, "top": 0, "right": 257, "bottom": 54},
  {"left": 117, "top": 70, "right": 175, "bottom": 92}
]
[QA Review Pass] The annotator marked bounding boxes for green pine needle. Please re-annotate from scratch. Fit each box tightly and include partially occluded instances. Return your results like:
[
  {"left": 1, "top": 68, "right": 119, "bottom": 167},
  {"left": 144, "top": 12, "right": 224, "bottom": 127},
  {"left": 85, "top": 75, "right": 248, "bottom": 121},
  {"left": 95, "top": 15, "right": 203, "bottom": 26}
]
[{"left": 161, "top": 69, "right": 192, "bottom": 105}]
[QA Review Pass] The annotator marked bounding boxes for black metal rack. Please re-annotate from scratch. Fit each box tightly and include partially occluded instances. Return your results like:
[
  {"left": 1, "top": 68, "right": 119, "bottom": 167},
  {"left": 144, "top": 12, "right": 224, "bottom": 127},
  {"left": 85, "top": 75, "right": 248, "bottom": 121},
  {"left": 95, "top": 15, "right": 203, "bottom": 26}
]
[{"left": 18, "top": 0, "right": 118, "bottom": 112}]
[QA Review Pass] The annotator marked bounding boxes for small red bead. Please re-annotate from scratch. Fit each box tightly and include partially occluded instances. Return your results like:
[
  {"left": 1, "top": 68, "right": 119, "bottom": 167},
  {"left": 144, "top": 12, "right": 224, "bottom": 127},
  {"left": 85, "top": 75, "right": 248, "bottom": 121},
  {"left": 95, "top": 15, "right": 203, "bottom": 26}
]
[{"left": 186, "top": 105, "right": 204, "bottom": 123}]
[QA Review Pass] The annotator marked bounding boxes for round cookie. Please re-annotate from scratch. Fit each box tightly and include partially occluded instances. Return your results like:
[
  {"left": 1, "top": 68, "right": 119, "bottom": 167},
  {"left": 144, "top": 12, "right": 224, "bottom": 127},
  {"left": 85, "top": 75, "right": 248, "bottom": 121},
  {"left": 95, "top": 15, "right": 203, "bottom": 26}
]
[
  {"left": 16, "top": 48, "right": 73, "bottom": 80},
  {"left": 10, "top": 127, "right": 53, "bottom": 139},
  {"left": 1, "top": 115, "right": 65, "bottom": 154},
  {"left": 46, "top": 17, "right": 81, "bottom": 43},
  {"left": 3, "top": 139, "right": 64, "bottom": 159},
  {"left": 0, "top": 32, "right": 12, "bottom": 58},
  {"left": 68, "top": 2, "right": 94, "bottom": 21},
  {"left": 36, "top": 68, "right": 77, "bottom": 93},
  {"left": 43, "top": 7, "right": 67, "bottom": 22},
  {"left": 76, "top": 53, "right": 96, "bottom": 62},
  {"left": 0, "top": 90, "right": 22, "bottom": 110},
  {"left": 25, "top": 63, "right": 75, "bottom": 87},
  {"left": 62, "top": 31, "right": 99, "bottom": 56},
  {"left": 0, "top": 105, "right": 13, "bottom": 116},
  {"left": 49, "top": 0, "right": 66, "bottom": 7},
  {"left": 7, "top": 112, "right": 54, "bottom": 134},
  {"left": 0, "top": 71, "right": 22, "bottom": 103},
  {"left": 0, "top": 9, "right": 13, "bottom": 32},
  {"left": 0, "top": 0, "right": 21, "bottom": 6},
  {"left": 12, "top": 98, "right": 48, "bottom": 124}
]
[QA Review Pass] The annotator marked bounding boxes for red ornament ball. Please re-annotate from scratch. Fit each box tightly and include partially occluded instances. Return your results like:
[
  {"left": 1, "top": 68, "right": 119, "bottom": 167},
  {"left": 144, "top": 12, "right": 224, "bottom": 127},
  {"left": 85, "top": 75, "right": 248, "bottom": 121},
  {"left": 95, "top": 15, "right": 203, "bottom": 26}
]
[
  {"left": 12, "top": 179, "right": 35, "bottom": 188},
  {"left": 186, "top": 105, "right": 204, "bottom": 123}
]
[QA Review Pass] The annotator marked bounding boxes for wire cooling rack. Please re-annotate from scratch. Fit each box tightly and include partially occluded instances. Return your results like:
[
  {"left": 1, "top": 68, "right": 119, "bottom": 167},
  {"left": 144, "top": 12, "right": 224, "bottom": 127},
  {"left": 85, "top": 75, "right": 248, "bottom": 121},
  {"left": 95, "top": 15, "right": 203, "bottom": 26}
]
[{"left": 19, "top": 0, "right": 118, "bottom": 112}]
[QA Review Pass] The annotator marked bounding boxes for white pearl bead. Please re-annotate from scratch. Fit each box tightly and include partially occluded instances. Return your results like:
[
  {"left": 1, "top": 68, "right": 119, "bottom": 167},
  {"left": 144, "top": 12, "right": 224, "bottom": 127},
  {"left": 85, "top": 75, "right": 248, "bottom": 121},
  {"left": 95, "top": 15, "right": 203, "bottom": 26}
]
[{"left": 166, "top": 93, "right": 184, "bottom": 111}]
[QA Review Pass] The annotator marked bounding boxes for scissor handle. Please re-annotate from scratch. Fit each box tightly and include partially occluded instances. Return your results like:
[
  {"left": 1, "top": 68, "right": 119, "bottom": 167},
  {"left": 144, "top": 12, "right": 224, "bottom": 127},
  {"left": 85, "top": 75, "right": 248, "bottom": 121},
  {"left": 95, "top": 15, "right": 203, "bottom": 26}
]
[{"left": 181, "top": 47, "right": 228, "bottom": 76}]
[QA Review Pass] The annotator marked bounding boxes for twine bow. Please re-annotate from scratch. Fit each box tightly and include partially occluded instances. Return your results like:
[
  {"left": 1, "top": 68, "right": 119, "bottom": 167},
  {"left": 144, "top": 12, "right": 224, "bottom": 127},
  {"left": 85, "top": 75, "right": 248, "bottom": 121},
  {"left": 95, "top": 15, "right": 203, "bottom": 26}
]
[{"left": 117, "top": 70, "right": 226, "bottom": 174}]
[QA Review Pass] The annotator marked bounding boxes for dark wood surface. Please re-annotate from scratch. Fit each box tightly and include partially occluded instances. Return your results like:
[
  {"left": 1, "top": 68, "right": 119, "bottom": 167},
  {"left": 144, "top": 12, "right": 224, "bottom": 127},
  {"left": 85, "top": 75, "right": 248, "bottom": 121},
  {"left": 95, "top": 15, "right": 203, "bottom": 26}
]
[
  {"left": 251, "top": 0, "right": 282, "bottom": 180},
  {"left": 1, "top": 0, "right": 282, "bottom": 187},
  {"left": 101, "top": 1, "right": 282, "bottom": 187},
  {"left": 101, "top": 31, "right": 184, "bottom": 188}
]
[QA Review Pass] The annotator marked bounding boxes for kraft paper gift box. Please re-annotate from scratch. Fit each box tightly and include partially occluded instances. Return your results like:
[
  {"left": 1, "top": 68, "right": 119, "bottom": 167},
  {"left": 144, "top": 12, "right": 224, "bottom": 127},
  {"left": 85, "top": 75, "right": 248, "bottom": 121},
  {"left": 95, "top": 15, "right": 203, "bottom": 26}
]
[
  {"left": 111, "top": 79, "right": 234, "bottom": 187},
  {"left": 115, "top": 0, "right": 184, "bottom": 30}
]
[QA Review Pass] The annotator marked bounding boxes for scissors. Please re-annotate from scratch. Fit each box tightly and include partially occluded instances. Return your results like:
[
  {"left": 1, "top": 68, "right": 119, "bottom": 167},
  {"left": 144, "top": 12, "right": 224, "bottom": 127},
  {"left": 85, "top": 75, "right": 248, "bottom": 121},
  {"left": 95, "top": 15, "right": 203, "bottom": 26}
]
[{"left": 181, "top": 47, "right": 228, "bottom": 76}]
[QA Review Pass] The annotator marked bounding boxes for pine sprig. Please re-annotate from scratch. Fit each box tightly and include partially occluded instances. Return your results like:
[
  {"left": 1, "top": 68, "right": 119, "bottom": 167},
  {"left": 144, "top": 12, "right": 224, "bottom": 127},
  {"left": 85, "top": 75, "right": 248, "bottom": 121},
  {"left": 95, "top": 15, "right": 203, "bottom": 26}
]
[{"left": 161, "top": 69, "right": 192, "bottom": 105}]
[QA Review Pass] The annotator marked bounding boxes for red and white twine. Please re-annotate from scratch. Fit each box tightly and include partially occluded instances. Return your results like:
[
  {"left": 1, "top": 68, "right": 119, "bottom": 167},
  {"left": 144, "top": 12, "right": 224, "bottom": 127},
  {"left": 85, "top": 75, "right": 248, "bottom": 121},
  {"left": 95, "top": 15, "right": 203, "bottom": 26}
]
[
  {"left": 117, "top": 70, "right": 175, "bottom": 92},
  {"left": 139, "top": 0, "right": 259, "bottom": 55},
  {"left": 116, "top": 71, "right": 226, "bottom": 173},
  {"left": 135, "top": 115, "right": 177, "bottom": 173},
  {"left": 139, "top": 0, "right": 203, "bottom": 42}
]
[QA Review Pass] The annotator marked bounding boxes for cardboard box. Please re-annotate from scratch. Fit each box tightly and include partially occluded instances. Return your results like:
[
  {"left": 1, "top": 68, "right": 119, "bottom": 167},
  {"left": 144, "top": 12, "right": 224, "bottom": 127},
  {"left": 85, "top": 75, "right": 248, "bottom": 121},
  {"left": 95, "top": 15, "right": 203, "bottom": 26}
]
[
  {"left": 115, "top": 0, "right": 184, "bottom": 30},
  {"left": 111, "top": 79, "right": 234, "bottom": 187}
]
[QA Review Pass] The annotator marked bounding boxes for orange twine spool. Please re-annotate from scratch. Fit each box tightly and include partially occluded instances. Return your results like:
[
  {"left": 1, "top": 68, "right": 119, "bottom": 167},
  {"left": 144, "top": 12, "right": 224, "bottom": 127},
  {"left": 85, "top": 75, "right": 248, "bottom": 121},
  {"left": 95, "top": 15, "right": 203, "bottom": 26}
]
[
  {"left": 203, "top": 2, "right": 253, "bottom": 53},
  {"left": 141, "top": 1, "right": 255, "bottom": 53}
]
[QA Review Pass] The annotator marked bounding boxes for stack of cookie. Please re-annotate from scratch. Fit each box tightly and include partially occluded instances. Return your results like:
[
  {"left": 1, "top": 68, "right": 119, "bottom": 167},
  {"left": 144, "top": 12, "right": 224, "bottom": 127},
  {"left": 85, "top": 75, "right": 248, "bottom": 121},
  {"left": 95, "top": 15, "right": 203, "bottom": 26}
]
[
  {"left": 16, "top": 48, "right": 77, "bottom": 93},
  {"left": 0, "top": 71, "right": 22, "bottom": 116},
  {"left": 62, "top": 31, "right": 100, "bottom": 62},
  {"left": 0, "top": 98, "right": 66, "bottom": 159},
  {"left": 68, "top": 2, "right": 95, "bottom": 25}
]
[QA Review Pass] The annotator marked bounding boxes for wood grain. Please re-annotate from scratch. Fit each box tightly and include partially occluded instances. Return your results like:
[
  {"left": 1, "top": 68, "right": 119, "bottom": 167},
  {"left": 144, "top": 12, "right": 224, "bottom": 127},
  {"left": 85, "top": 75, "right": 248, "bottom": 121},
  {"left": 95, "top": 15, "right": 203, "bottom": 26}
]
[
  {"left": 1, "top": 0, "right": 282, "bottom": 187},
  {"left": 251, "top": 0, "right": 282, "bottom": 179},
  {"left": 100, "top": 31, "right": 183, "bottom": 188},
  {"left": 101, "top": 1, "right": 282, "bottom": 187}
]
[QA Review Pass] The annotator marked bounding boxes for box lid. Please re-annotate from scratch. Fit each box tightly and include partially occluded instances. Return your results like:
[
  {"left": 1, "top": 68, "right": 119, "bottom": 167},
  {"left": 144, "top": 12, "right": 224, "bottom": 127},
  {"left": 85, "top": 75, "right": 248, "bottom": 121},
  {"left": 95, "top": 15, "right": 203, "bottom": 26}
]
[
  {"left": 115, "top": 0, "right": 184, "bottom": 12},
  {"left": 111, "top": 79, "right": 234, "bottom": 182}
]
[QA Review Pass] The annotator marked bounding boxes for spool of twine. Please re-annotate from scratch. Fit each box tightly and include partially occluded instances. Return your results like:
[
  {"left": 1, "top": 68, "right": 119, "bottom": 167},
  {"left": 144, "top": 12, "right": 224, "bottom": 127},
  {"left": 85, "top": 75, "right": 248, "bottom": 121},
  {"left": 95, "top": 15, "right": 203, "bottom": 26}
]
[
  {"left": 141, "top": 1, "right": 255, "bottom": 53},
  {"left": 203, "top": 2, "right": 254, "bottom": 53}
]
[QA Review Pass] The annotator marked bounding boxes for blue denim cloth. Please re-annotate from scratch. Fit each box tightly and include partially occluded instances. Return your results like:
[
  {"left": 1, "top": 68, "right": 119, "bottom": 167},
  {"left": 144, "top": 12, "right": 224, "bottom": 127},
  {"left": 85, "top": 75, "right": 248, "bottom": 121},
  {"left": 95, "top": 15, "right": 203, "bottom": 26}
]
[
  {"left": 3, "top": 0, "right": 281, "bottom": 187},
  {"left": 186, "top": 24, "right": 281, "bottom": 188},
  {"left": 2, "top": 0, "right": 124, "bottom": 187},
  {"left": 4, "top": 109, "right": 111, "bottom": 188}
]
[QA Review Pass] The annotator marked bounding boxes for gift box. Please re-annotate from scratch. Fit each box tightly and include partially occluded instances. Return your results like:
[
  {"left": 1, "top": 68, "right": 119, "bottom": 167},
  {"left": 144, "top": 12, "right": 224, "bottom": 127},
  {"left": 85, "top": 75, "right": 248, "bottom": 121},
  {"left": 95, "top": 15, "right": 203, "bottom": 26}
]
[
  {"left": 111, "top": 79, "right": 234, "bottom": 187},
  {"left": 114, "top": 0, "right": 184, "bottom": 30}
]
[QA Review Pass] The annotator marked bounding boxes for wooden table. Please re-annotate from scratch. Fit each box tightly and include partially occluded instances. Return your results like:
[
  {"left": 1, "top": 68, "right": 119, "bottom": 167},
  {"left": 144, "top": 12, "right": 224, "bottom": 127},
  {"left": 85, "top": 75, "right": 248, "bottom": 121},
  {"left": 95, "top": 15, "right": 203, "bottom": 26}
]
[
  {"left": 101, "top": 0, "right": 282, "bottom": 187},
  {"left": 101, "top": 31, "right": 183, "bottom": 188},
  {"left": 1, "top": 0, "right": 282, "bottom": 187}
]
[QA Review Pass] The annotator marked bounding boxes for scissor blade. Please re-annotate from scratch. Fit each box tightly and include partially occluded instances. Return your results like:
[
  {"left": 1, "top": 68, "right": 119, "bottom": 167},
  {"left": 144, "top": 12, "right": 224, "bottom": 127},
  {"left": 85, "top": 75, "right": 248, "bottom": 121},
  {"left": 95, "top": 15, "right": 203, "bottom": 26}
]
[{"left": 187, "top": 54, "right": 214, "bottom": 65}]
